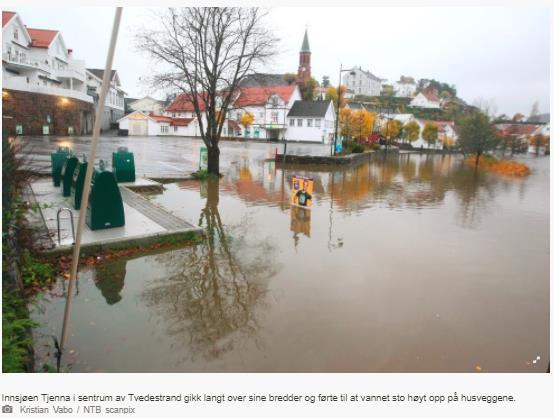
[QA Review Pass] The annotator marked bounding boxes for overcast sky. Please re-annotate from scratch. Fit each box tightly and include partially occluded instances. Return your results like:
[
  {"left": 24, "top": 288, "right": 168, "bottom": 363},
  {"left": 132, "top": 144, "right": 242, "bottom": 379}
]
[{"left": 7, "top": 6, "right": 550, "bottom": 116}]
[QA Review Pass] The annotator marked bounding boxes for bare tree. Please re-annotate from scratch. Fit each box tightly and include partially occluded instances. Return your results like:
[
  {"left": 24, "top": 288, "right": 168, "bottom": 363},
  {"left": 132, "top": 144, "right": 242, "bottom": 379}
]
[
  {"left": 530, "top": 100, "right": 539, "bottom": 118},
  {"left": 472, "top": 97, "right": 498, "bottom": 119},
  {"left": 137, "top": 8, "right": 278, "bottom": 175}
]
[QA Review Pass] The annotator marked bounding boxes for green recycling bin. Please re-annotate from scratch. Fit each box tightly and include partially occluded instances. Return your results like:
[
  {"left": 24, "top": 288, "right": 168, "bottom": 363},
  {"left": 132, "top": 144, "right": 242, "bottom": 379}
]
[
  {"left": 50, "top": 147, "right": 71, "bottom": 187},
  {"left": 85, "top": 163, "right": 125, "bottom": 230},
  {"left": 61, "top": 156, "right": 79, "bottom": 197},
  {"left": 112, "top": 147, "right": 135, "bottom": 183},
  {"left": 71, "top": 160, "right": 88, "bottom": 209}
]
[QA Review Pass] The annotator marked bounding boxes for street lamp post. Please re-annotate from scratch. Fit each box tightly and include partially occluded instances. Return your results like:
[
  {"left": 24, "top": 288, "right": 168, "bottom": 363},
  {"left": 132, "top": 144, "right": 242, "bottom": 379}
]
[{"left": 332, "top": 64, "right": 355, "bottom": 156}]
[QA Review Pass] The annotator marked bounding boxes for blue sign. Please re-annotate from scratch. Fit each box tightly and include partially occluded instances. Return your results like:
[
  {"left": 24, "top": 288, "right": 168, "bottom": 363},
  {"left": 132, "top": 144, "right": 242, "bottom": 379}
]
[{"left": 335, "top": 136, "right": 343, "bottom": 153}]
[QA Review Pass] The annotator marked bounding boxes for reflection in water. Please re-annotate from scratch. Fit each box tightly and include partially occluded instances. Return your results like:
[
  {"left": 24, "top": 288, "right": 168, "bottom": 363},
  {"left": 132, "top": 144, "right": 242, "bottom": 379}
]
[
  {"left": 142, "top": 180, "right": 278, "bottom": 361},
  {"left": 290, "top": 206, "right": 311, "bottom": 248},
  {"left": 30, "top": 153, "right": 548, "bottom": 372},
  {"left": 94, "top": 260, "right": 127, "bottom": 305}
]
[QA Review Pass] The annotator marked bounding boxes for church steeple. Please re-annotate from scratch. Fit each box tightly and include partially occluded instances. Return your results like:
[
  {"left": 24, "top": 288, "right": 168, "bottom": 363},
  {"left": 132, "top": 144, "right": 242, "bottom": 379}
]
[
  {"left": 297, "top": 28, "right": 311, "bottom": 93},
  {"left": 301, "top": 29, "right": 310, "bottom": 53}
]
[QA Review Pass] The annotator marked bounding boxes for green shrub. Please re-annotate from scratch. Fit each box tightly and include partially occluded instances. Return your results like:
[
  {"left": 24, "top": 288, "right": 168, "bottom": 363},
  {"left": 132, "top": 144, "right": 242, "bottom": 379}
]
[
  {"left": 20, "top": 250, "right": 55, "bottom": 288},
  {"left": 191, "top": 170, "right": 221, "bottom": 180},
  {"left": 351, "top": 144, "right": 364, "bottom": 153},
  {"left": 2, "top": 289, "right": 37, "bottom": 372}
]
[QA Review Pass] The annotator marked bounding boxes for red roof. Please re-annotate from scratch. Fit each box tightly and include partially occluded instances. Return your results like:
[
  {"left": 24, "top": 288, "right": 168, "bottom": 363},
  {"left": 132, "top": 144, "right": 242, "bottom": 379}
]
[
  {"left": 148, "top": 113, "right": 173, "bottom": 123},
  {"left": 494, "top": 123, "right": 539, "bottom": 136},
  {"left": 165, "top": 93, "right": 207, "bottom": 112},
  {"left": 233, "top": 85, "right": 296, "bottom": 107},
  {"left": 2, "top": 11, "right": 16, "bottom": 28},
  {"left": 27, "top": 28, "right": 59, "bottom": 48},
  {"left": 422, "top": 90, "right": 440, "bottom": 103},
  {"left": 170, "top": 118, "right": 194, "bottom": 127}
]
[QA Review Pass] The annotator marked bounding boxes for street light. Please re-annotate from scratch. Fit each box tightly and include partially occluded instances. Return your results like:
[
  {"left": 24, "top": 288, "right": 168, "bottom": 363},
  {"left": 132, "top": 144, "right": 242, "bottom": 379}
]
[{"left": 332, "top": 64, "right": 356, "bottom": 156}]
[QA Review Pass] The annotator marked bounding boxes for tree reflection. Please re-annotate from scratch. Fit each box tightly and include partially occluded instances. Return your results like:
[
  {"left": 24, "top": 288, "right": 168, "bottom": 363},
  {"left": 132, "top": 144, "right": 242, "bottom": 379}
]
[
  {"left": 94, "top": 259, "right": 127, "bottom": 305},
  {"left": 141, "top": 179, "right": 278, "bottom": 361}
]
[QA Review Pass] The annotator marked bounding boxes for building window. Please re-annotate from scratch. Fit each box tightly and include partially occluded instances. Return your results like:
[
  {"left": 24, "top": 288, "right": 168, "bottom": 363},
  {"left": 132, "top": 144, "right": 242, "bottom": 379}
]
[
  {"left": 271, "top": 111, "right": 278, "bottom": 123},
  {"left": 315, "top": 119, "right": 321, "bottom": 128},
  {"left": 14, "top": 28, "right": 18, "bottom": 40},
  {"left": 161, "top": 125, "right": 169, "bottom": 133},
  {"left": 289, "top": 119, "right": 295, "bottom": 127},
  {"left": 297, "top": 119, "right": 303, "bottom": 127},
  {"left": 174, "top": 126, "right": 178, "bottom": 133},
  {"left": 307, "top": 119, "right": 313, "bottom": 127}
]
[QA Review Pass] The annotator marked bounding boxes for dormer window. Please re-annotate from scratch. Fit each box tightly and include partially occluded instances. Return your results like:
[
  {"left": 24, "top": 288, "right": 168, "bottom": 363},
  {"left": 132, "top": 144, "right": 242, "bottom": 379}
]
[{"left": 269, "top": 94, "right": 279, "bottom": 108}]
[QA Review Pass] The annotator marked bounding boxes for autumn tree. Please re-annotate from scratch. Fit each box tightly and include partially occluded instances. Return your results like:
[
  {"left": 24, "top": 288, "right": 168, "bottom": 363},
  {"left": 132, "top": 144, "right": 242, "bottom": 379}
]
[
  {"left": 403, "top": 120, "right": 420, "bottom": 143},
  {"left": 339, "top": 107, "right": 355, "bottom": 139},
  {"left": 457, "top": 111, "right": 498, "bottom": 166},
  {"left": 381, "top": 119, "right": 402, "bottom": 148},
  {"left": 138, "top": 8, "right": 278, "bottom": 175},
  {"left": 351, "top": 110, "right": 375, "bottom": 141},
  {"left": 325, "top": 85, "right": 346, "bottom": 109},
  {"left": 240, "top": 112, "right": 254, "bottom": 129},
  {"left": 301, "top": 77, "right": 319, "bottom": 101},
  {"left": 512, "top": 113, "right": 525, "bottom": 122},
  {"left": 529, "top": 133, "right": 549, "bottom": 156},
  {"left": 283, "top": 73, "right": 297, "bottom": 85},
  {"left": 422, "top": 123, "right": 439, "bottom": 149}
]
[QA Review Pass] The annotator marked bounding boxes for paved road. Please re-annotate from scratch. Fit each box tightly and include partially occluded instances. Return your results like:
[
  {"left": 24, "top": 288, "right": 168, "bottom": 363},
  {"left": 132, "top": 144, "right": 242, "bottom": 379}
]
[{"left": 16, "top": 135, "right": 331, "bottom": 178}]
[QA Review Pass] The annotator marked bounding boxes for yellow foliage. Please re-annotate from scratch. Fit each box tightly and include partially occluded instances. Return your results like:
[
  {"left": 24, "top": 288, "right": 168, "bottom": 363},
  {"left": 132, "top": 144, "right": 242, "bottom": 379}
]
[
  {"left": 351, "top": 110, "right": 375, "bottom": 140},
  {"left": 381, "top": 119, "right": 401, "bottom": 139},
  {"left": 339, "top": 108, "right": 354, "bottom": 138},
  {"left": 465, "top": 155, "right": 530, "bottom": 177},
  {"left": 240, "top": 112, "right": 255, "bottom": 128}
]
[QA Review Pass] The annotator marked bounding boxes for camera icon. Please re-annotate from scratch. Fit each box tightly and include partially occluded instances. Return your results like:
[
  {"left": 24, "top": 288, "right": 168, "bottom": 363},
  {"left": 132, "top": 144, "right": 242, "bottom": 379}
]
[{"left": 2, "top": 405, "right": 13, "bottom": 413}]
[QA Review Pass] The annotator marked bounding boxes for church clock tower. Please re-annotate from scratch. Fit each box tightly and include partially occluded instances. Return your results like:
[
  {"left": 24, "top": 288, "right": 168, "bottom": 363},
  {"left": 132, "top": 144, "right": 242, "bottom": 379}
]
[{"left": 297, "top": 29, "right": 311, "bottom": 90}]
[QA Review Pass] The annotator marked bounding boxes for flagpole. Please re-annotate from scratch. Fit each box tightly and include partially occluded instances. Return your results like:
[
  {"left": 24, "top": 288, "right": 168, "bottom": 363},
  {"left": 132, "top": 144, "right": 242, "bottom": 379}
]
[{"left": 59, "top": 7, "right": 123, "bottom": 359}]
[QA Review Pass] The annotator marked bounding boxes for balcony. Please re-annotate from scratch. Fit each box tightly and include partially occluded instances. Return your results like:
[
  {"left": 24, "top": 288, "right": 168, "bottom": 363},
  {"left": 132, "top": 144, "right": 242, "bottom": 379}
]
[
  {"left": 55, "top": 67, "right": 86, "bottom": 82},
  {"left": 3, "top": 75, "right": 93, "bottom": 104},
  {"left": 2, "top": 52, "right": 51, "bottom": 74}
]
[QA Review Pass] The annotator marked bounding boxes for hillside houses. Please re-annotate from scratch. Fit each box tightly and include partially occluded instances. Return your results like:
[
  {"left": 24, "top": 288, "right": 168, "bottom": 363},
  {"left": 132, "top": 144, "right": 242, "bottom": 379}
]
[
  {"left": 342, "top": 66, "right": 384, "bottom": 97},
  {"left": 394, "top": 76, "right": 417, "bottom": 98},
  {"left": 410, "top": 88, "right": 441, "bottom": 109}
]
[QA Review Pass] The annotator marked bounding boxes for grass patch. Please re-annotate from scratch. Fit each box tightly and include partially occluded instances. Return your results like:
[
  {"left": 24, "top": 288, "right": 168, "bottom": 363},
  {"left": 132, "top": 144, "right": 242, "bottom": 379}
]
[
  {"left": 465, "top": 155, "right": 530, "bottom": 177},
  {"left": 191, "top": 170, "right": 222, "bottom": 180}
]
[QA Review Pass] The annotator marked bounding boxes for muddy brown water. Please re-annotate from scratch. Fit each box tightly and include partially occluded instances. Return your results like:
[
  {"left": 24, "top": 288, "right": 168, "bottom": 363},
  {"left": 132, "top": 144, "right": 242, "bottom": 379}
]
[{"left": 32, "top": 153, "right": 549, "bottom": 372}]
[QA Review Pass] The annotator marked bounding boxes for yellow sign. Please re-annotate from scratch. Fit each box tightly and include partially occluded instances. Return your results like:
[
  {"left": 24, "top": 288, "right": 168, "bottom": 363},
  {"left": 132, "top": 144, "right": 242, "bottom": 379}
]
[{"left": 291, "top": 176, "right": 313, "bottom": 208}]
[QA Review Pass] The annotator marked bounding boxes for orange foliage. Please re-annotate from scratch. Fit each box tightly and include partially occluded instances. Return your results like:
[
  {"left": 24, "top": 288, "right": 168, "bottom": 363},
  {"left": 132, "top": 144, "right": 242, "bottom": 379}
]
[{"left": 465, "top": 155, "right": 530, "bottom": 177}]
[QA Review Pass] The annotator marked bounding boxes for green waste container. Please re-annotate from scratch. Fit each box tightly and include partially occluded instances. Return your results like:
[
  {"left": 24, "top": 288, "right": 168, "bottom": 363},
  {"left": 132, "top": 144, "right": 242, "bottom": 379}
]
[
  {"left": 61, "top": 156, "right": 79, "bottom": 197},
  {"left": 51, "top": 147, "right": 71, "bottom": 187},
  {"left": 85, "top": 163, "right": 125, "bottom": 230},
  {"left": 112, "top": 147, "right": 135, "bottom": 183},
  {"left": 71, "top": 160, "right": 88, "bottom": 209}
]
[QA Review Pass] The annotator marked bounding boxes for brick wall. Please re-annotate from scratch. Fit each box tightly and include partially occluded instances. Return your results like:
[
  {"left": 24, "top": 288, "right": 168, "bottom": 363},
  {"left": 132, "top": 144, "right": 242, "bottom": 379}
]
[{"left": 2, "top": 89, "right": 94, "bottom": 136}]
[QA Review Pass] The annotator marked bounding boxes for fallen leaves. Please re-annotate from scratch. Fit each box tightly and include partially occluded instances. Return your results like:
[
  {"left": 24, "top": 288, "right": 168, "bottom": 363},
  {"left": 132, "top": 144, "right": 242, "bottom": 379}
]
[{"left": 465, "top": 156, "right": 530, "bottom": 177}]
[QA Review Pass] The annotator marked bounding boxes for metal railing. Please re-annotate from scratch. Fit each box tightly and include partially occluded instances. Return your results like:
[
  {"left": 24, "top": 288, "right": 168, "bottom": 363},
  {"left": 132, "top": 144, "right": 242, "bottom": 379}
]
[{"left": 57, "top": 208, "right": 76, "bottom": 245}]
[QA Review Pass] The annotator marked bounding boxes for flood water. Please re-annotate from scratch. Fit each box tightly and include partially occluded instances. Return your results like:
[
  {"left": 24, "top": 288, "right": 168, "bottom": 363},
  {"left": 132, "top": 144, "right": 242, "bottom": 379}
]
[{"left": 32, "top": 152, "right": 549, "bottom": 372}]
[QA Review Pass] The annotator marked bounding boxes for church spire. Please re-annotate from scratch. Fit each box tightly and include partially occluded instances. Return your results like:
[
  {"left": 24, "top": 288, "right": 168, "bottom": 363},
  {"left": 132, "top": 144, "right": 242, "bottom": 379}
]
[{"left": 300, "top": 28, "right": 310, "bottom": 53}]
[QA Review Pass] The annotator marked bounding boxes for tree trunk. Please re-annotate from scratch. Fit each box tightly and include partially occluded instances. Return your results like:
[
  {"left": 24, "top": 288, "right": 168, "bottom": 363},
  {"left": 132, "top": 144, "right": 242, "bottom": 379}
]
[
  {"left": 475, "top": 152, "right": 481, "bottom": 167},
  {"left": 207, "top": 145, "right": 220, "bottom": 175}
]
